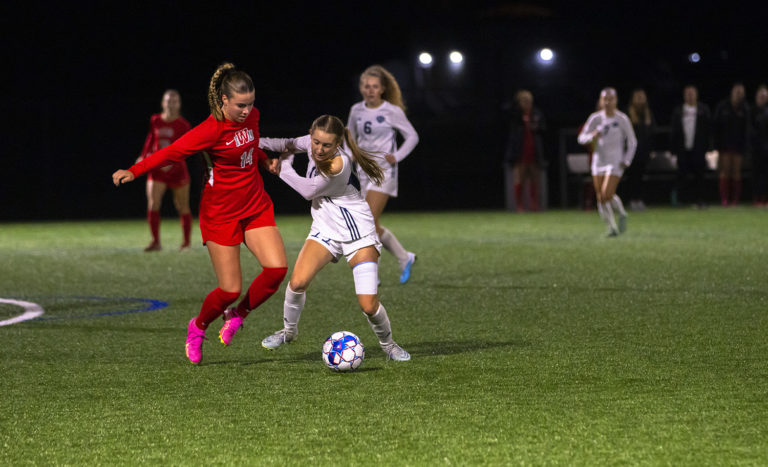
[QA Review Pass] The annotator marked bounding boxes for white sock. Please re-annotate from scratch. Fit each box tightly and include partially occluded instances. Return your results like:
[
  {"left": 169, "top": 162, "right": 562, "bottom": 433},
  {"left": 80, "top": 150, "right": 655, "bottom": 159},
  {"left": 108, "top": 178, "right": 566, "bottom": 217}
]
[
  {"left": 283, "top": 284, "right": 305, "bottom": 332},
  {"left": 365, "top": 303, "right": 394, "bottom": 346},
  {"left": 379, "top": 226, "right": 408, "bottom": 266},
  {"left": 600, "top": 202, "right": 617, "bottom": 231},
  {"left": 611, "top": 195, "right": 627, "bottom": 217}
]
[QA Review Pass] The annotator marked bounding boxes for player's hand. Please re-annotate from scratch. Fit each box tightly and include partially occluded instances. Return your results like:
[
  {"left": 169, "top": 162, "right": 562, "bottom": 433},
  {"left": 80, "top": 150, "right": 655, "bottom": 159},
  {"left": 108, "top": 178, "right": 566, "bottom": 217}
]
[
  {"left": 112, "top": 169, "right": 135, "bottom": 186},
  {"left": 385, "top": 154, "right": 396, "bottom": 165},
  {"left": 266, "top": 157, "right": 281, "bottom": 175}
]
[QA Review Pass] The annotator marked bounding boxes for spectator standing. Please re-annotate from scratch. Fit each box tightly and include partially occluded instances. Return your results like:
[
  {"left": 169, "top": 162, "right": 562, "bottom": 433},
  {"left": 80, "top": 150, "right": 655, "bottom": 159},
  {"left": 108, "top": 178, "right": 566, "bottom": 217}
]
[
  {"left": 503, "top": 90, "right": 547, "bottom": 212},
  {"left": 713, "top": 83, "right": 751, "bottom": 206},
  {"left": 624, "top": 89, "right": 655, "bottom": 211},
  {"left": 670, "top": 85, "right": 712, "bottom": 208},
  {"left": 751, "top": 85, "right": 768, "bottom": 206}
]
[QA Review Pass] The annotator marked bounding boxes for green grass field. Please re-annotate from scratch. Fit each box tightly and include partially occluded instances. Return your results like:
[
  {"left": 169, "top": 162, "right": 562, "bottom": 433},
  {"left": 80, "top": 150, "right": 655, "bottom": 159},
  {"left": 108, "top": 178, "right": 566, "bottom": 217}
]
[{"left": 1, "top": 208, "right": 767, "bottom": 465}]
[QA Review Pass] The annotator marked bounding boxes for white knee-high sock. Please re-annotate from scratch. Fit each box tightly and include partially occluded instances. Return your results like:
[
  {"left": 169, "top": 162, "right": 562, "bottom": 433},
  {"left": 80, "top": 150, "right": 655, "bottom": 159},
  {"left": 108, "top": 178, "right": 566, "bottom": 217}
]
[
  {"left": 283, "top": 284, "right": 305, "bottom": 332},
  {"left": 611, "top": 195, "right": 627, "bottom": 217},
  {"left": 379, "top": 226, "right": 408, "bottom": 265},
  {"left": 598, "top": 202, "right": 617, "bottom": 231},
  {"left": 365, "top": 303, "right": 394, "bottom": 346}
]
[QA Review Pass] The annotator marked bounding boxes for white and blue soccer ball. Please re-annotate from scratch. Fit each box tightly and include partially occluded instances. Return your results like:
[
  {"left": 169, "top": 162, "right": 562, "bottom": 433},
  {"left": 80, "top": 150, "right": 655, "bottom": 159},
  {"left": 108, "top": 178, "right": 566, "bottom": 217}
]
[{"left": 322, "top": 331, "right": 364, "bottom": 372}]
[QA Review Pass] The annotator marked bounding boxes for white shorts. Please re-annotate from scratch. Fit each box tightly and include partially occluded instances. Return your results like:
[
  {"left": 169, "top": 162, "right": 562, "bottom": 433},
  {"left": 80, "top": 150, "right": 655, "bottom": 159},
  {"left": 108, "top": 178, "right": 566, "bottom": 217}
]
[
  {"left": 359, "top": 163, "right": 398, "bottom": 198},
  {"left": 591, "top": 158, "right": 625, "bottom": 177},
  {"left": 307, "top": 230, "right": 382, "bottom": 263}
]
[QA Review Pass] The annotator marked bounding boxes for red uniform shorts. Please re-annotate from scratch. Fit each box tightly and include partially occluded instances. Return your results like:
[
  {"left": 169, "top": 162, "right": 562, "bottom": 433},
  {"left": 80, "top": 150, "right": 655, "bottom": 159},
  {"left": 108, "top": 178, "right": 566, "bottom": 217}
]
[
  {"left": 200, "top": 201, "right": 276, "bottom": 246},
  {"left": 148, "top": 162, "right": 190, "bottom": 189}
]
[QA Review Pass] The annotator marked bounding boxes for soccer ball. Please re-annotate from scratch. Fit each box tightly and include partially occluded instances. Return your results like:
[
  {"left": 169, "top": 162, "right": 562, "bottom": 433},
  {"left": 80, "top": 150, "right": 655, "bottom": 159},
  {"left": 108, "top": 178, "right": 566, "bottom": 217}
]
[{"left": 322, "top": 331, "right": 364, "bottom": 372}]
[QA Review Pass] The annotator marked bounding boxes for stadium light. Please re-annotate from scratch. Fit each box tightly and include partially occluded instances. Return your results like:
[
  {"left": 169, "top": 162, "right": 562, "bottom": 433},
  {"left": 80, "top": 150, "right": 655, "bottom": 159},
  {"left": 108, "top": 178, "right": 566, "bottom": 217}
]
[
  {"left": 537, "top": 48, "right": 555, "bottom": 65},
  {"left": 448, "top": 50, "right": 464, "bottom": 73},
  {"left": 688, "top": 52, "right": 701, "bottom": 63},
  {"left": 418, "top": 52, "right": 434, "bottom": 68}
]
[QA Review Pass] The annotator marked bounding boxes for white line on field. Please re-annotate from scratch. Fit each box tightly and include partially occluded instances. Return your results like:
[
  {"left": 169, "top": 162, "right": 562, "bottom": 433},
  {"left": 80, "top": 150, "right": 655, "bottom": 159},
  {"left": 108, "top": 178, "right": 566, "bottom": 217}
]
[{"left": 0, "top": 298, "right": 45, "bottom": 326}]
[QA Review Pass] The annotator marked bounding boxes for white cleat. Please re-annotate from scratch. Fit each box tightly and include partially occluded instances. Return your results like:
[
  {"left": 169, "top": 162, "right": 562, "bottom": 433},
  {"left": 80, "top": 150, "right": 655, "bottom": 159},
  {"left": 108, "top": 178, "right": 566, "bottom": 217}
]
[
  {"left": 261, "top": 328, "right": 297, "bottom": 350},
  {"left": 382, "top": 342, "right": 411, "bottom": 361}
]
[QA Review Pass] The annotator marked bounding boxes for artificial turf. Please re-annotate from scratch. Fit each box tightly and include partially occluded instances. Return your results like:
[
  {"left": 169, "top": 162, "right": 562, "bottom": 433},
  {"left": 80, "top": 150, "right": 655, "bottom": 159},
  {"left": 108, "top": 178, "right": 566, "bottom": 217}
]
[{"left": 1, "top": 208, "right": 766, "bottom": 465}]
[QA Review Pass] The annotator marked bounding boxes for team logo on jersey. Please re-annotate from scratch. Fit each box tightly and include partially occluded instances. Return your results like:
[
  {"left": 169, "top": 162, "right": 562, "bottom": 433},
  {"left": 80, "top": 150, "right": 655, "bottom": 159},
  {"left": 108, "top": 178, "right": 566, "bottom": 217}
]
[
  {"left": 227, "top": 128, "right": 255, "bottom": 147},
  {"left": 376, "top": 115, "right": 386, "bottom": 123}
]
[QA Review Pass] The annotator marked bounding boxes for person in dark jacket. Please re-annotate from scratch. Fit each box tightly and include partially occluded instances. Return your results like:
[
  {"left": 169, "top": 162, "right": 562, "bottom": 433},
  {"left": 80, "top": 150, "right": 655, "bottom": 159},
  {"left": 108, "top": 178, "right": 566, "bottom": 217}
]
[
  {"left": 625, "top": 89, "right": 656, "bottom": 211},
  {"left": 670, "top": 85, "right": 713, "bottom": 208},
  {"left": 503, "top": 90, "right": 547, "bottom": 212},
  {"left": 751, "top": 85, "right": 768, "bottom": 206},
  {"left": 713, "top": 83, "right": 750, "bottom": 206}
]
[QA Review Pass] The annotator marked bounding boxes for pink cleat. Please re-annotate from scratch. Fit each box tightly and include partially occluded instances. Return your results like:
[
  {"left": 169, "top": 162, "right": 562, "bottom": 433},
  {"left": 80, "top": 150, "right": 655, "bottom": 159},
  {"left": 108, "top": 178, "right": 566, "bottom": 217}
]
[
  {"left": 186, "top": 318, "right": 207, "bottom": 364},
  {"left": 219, "top": 308, "right": 244, "bottom": 346}
]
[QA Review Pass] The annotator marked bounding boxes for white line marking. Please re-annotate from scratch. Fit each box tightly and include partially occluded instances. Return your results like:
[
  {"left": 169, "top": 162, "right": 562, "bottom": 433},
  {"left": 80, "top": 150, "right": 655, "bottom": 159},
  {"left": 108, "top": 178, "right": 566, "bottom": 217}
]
[{"left": 0, "top": 299, "right": 45, "bottom": 326}]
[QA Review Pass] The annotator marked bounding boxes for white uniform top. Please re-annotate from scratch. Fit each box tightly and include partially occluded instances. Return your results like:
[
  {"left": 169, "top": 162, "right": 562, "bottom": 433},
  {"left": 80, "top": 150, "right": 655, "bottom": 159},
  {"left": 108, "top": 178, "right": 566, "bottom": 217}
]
[
  {"left": 260, "top": 135, "right": 375, "bottom": 242},
  {"left": 578, "top": 110, "right": 637, "bottom": 175},
  {"left": 347, "top": 100, "right": 419, "bottom": 197}
]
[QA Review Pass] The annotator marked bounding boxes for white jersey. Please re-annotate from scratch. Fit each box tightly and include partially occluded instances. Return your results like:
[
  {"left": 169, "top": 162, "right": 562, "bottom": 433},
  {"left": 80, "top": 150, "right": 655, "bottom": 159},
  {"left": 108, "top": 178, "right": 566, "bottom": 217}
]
[
  {"left": 260, "top": 135, "right": 375, "bottom": 242},
  {"left": 348, "top": 100, "right": 419, "bottom": 197},
  {"left": 577, "top": 110, "right": 637, "bottom": 170}
]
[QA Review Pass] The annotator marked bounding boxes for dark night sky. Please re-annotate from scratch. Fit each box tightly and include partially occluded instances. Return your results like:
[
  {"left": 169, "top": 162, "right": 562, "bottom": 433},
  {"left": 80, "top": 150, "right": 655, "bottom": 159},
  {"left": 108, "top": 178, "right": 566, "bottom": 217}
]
[{"left": 5, "top": 1, "right": 766, "bottom": 219}]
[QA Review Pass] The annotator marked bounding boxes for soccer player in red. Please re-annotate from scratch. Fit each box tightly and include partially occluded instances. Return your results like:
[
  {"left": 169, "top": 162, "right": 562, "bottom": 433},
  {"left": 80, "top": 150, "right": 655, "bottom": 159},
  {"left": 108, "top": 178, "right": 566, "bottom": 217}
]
[
  {"left": 113, "top": 63, "right": 288, "bottom": 364},
  {"left": 137, "top": 89, "right": 193, "bottom": 251}
]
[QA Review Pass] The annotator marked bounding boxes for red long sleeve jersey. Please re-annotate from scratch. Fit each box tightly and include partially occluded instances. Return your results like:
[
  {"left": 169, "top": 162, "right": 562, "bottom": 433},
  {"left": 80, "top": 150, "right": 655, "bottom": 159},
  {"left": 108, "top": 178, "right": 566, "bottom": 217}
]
[
  {"left": 129, "top": 109, "right": 269, "bottom": 225},
  {"left": 140, "top": 114, "right": 191, "bottom": 158}
]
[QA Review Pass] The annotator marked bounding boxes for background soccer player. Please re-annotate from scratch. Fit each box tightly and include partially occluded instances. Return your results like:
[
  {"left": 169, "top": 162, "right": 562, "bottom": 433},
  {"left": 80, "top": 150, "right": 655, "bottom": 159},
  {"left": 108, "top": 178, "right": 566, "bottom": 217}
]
[
  {"left": 577, "top": 88, "right": 637, "bottom": 236},
  {"left": 136, "top": 89, "right": 192, "bottom": 251},
  {"left": 348, "top": 65, "right": 419, "bottom": 283}
]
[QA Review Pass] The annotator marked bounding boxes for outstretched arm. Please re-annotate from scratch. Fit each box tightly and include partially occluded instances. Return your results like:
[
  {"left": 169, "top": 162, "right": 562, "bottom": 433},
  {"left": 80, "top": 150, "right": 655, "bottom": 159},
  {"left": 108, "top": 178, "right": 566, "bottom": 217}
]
[{"left": 112, "top": 169, "right": 135, "bottom": 186}]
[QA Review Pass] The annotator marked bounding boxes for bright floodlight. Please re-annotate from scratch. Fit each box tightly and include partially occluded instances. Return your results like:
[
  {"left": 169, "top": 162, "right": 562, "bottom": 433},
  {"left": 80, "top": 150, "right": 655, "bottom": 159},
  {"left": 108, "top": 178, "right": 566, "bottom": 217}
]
[
  {"left": 688, "top": 52, "right": 701, "bottom": 63},
  {"left": 539, "top": 48, "right": 554, "bottom": 62},
  {"left": 418, "top": 52, "right": 433, "bottom": 68},
  {"left": 449, "top": 51, "right": 464, "bottom": 64}
]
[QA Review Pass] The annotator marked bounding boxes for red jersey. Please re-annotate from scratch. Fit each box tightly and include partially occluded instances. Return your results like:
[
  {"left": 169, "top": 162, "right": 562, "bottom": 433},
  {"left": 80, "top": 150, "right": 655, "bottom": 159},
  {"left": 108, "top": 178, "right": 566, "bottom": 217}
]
[
  {"left": 129, "top": 109, "right": 269, "bottom": 225},
  {"left": 140, "top": 114, "right": 192, "bottom": 158}
]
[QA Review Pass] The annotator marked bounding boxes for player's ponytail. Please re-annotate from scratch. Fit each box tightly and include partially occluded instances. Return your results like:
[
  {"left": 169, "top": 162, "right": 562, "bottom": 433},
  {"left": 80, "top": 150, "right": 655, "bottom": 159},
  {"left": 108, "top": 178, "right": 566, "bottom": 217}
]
[
  {"left": 343, "top": 128, "right": 384, "bottom": 186},
  {"left": 309, "top": 115, "right": 384, "bottom": 186},
  {"left": 361, "top": 65, "right": 406, "bottom": 112},
  {"left": 207, "top": 62, "right": 255, "bottom": 121}
]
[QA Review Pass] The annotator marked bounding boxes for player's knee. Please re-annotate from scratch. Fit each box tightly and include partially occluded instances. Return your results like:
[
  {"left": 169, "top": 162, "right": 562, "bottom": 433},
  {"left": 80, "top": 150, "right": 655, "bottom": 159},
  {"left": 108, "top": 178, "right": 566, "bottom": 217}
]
[
  {"left": 219, "top": 285, "right": 241, "bottom": 296},
  {"left": 358, "top": 295, "right": 380, "bottom": 315},
  {"left": 289, "top": 278, "right": 309, "bottom": 293}
]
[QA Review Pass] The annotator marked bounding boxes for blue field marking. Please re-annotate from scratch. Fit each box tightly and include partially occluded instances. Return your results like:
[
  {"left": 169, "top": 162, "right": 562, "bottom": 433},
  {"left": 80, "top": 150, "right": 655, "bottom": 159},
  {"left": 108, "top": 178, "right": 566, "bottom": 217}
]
[{"left": 30, "top": 296, "right": 169, "bottom": 321}]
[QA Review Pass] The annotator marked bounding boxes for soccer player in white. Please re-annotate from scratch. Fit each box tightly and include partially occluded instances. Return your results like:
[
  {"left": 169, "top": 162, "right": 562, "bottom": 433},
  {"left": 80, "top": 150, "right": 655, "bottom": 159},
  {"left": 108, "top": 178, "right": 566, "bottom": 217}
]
[
  {"left": 578, "top": 88, "right": 637, "bottom": 236},
  {"left": 348, "top": 65, "right": 419, "bottom": 283},
  {"left": 259, "top": 115, "right": 410, "bottom": 361}
]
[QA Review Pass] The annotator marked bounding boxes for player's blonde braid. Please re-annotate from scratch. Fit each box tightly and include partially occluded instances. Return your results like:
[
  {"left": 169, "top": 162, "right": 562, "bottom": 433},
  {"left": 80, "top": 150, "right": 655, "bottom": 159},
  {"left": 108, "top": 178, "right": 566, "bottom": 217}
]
[{"left": 208, "top": 62, "right": 236, "bottom": 121}]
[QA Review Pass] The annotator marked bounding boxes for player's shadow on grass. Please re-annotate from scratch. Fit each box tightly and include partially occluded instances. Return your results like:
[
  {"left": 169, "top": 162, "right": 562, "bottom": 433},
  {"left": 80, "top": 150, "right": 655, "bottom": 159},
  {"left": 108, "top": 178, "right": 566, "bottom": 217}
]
[
  {"left": 23, "top": 322, "right": 180, "bottom": 335},
  {"left": 406, "top": 340, "right": 525, "bottom": 357}
]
